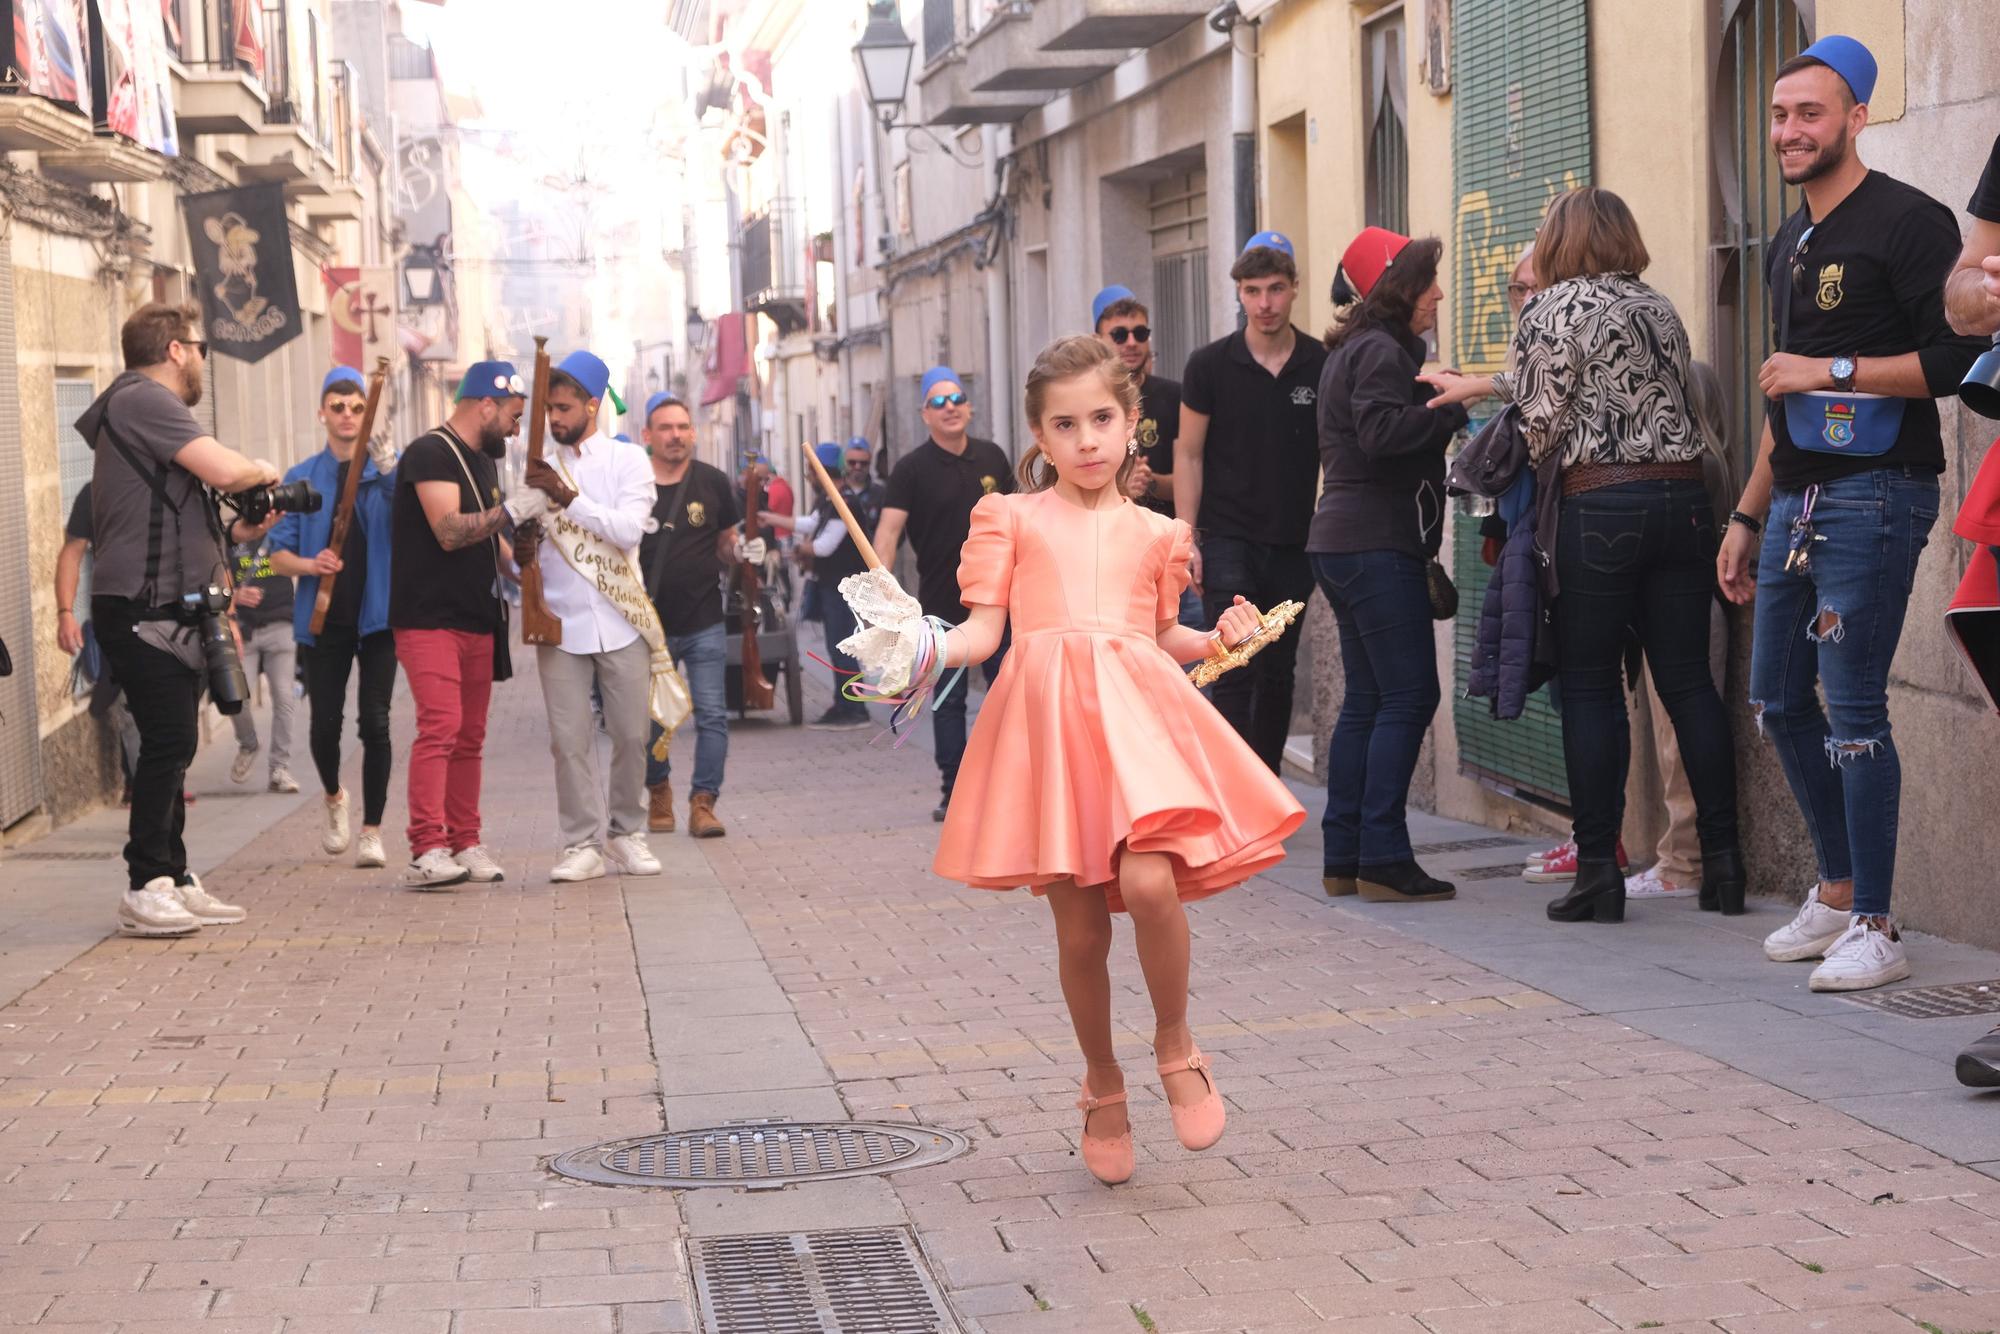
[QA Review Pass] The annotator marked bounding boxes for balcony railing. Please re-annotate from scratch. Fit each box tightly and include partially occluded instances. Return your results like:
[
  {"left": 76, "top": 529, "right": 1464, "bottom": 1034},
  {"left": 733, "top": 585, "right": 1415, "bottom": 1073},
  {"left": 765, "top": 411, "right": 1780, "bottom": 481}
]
[
  {"left": 179, "top": 0, "right": 302, "bottom": 128},
  {"left": 739, "top": 199, "right": 809, "bottom": 335}
]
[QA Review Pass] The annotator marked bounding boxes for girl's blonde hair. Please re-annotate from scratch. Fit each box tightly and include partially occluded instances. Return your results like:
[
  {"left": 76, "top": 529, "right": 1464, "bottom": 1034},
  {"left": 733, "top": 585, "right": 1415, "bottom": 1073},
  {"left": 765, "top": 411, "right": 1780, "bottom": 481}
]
[{"left": 1017, "top": 334, "right": 1143, "bottom": 492}]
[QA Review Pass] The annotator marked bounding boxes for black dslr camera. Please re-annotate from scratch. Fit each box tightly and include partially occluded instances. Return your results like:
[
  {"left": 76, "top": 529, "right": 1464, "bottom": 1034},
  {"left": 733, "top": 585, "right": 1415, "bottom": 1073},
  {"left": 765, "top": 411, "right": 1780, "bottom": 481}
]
[
  {"left": 175, "top": 585, "right": 248, "bottom": 716},
  {"left": 221, "top": 479, "right": 322, "bottom": 525}
]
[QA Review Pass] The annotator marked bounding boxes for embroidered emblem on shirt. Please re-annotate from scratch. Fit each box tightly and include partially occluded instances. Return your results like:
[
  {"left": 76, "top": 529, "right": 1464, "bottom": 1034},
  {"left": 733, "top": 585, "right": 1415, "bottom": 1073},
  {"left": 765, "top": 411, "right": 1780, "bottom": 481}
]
[
  {"left": 686, "top": 501, "right": 707, "bottom": 527},
  {"left": 980, "top": 474, "right": 998, "bottom": 494},
  {"left": 1290, "top": 386, "right": 1316, "bottom": 406},
  {"left": 1815, "top": 262, "right": 1845, "bottom": 312},
  {"left": 1821, "top": 400, "right": 1856, "bottom": 448},
  {"left": 1137, "top": 417, "right": 1160, "bottom": 449}
]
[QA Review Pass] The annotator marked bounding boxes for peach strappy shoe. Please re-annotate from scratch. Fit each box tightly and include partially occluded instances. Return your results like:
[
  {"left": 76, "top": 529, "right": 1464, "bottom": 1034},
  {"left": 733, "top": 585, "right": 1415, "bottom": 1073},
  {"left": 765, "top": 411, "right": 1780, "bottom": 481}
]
[
  {"left": 1158, "top": 1047, "right": 1226, "bottom": 1151},
  {"left": 1076, "top": 1079, "right": 1133, "bottom": 1185}
]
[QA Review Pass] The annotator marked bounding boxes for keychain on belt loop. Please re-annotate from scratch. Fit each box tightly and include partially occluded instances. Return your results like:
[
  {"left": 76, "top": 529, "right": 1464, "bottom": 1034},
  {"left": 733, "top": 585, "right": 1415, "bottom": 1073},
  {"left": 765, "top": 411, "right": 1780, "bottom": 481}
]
[{"left": 1785, "top": 483, "right": 1825, "bottom": 575}]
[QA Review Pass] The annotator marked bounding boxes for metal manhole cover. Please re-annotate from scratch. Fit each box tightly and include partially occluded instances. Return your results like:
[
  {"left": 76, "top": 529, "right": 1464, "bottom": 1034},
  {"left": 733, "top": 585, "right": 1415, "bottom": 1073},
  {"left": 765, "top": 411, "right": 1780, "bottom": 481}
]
[
  {"left": 1459, "top": 862, "right": 1530, "bottom": 881},
  {"left": 1410, "top": 836, "right": 1532, "bottom": 856},
  {"left": 7, "top": 850, "right": 119, "bottom": 861},
  {"left": 692, "top": 1228, "right": 957, "bottom": 1333},
  {"left": 550, "top": 1119, "right": 970, "bottom": 1190},
  {"left": 1842, "top": 980, "right": 2000, "bottom": 1019}
]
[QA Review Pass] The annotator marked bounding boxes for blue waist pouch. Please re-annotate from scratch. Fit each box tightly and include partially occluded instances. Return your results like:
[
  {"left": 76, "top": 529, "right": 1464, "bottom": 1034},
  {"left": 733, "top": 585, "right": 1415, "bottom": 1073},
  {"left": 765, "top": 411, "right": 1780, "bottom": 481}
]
[{"left": 1784, "top": 390, "right": 1905, "bottom": 457}]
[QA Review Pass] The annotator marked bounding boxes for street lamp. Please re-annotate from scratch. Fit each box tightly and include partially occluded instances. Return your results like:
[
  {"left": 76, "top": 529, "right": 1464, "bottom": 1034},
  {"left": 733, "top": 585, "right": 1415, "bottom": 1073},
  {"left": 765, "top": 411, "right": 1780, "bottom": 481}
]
[
  {"left": 853, "top": 0, "right": 915, "bottom": 129},
  {"left": 403, "top": 246, "right": 441, "bottom": 307},
  {"left": 685, "top": 306, "right": 707, "bottom": 354}
]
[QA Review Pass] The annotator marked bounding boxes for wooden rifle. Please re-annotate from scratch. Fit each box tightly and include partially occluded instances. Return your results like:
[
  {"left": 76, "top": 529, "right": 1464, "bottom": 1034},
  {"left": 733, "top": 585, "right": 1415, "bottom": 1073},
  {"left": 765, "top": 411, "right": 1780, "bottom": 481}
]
[
  {"left": 518, "top": 336, "right": 564, "bottom": 646},
  {"left": 308, "top": 356, "right": 389, "bottom": 636},
  {"left": 736, "top": 463, "right": 776, "bottom": 710}
]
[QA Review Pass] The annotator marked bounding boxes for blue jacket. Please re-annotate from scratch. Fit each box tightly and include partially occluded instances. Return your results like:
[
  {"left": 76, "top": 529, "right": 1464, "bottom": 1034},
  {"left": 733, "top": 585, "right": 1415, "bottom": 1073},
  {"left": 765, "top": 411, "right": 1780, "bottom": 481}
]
[{"left": 269, "top": 446, "right": 395, "bottom": 645}]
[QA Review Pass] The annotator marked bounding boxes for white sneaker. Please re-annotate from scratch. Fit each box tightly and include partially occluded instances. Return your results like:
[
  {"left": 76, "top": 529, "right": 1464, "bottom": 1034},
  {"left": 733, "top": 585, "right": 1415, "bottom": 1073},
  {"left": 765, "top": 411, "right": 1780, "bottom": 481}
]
[
  {"left": 354, "top": 832, "right": 387, "bottom": 868},
  {"left": 404, "top": 847, "right": 470, "bottom": 889},
  {"left": 1625, "top": 866, "right": 1697, "bottom": 900},
  {"left": 268, "top": 767, "right": 300, "bottom": 794},
  {"left": 322, "top": 791, "right": 352, "bottom": 855},
  {"left": 230, "top": 746, "right": 258, "bottom": 784},
  {"left": 453, "top": 844, "right": 506, "bottom": 882},
  {"left": 1763, "top": 883, "right": 1851, "bottom": 962},
  {"left": 549, "top": 845, "right": 606, "bottom": 883},
  {"left": 117, "top": 878, "right": 201, "bottom": 937},
  {"left": 1809, "top": 918, "right": 1911, "bottom": 992},
  {"left": 605, "top": 833, "right": 661, "bottom": 877},
  {"left": 170, "top": 873, "right": 247, "bottom": 924}
]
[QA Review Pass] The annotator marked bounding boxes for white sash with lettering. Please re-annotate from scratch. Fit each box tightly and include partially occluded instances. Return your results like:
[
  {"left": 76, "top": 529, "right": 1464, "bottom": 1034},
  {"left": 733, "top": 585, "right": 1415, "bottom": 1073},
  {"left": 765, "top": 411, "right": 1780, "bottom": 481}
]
[{"left": 547, "top": 457, "right": 691, "bottom": 757}]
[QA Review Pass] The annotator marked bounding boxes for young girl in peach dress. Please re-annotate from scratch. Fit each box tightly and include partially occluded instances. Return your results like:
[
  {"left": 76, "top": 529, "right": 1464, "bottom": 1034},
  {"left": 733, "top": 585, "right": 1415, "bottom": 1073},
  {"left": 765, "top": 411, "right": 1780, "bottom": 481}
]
[{"left": 927, "top": 335, "right": 1305, "bottom": 1185}]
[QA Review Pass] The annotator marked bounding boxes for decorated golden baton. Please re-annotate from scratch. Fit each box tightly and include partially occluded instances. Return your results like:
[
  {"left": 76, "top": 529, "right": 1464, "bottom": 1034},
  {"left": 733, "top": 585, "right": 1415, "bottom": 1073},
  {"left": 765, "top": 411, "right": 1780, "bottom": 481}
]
[
  {"left": 309, "top": 356, "right": 390, "bottom": 636},
  {"left": 802, "top": 445, "right": 883, "bottom": 570}
]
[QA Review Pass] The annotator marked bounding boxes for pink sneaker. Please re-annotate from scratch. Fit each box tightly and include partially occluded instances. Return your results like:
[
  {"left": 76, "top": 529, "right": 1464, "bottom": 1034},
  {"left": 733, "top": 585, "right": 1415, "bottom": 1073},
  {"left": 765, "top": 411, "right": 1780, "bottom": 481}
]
[
  {"left": 1158, "top": 1048, "right": 1226, "bottom": 1152},
  {"left": 1075, "top": 1079, "right": 1132, "bottom": 1185},
  {"left": 1525, "top": 840, "right": 1630, "bottom": 882}
]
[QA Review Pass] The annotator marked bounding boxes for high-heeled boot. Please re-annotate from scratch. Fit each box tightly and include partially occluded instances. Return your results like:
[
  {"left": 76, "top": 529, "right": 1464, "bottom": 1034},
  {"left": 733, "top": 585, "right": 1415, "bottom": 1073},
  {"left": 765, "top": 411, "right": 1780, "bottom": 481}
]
[
  {"left": 1546, "top": 859, "right": 1625, "bottom": 923},
  {"left": 1700, "top": 848, "right": 1747, "bottom": 915}
]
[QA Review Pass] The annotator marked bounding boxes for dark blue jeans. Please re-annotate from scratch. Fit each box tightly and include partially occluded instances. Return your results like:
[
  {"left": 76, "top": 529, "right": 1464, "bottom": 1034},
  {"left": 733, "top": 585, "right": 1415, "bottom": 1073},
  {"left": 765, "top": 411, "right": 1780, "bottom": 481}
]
[
  {"left": 1749, "top": 469, "right": 1938, "bottom": 916},
  {"left": 820, "top": 581, "right": 867, "bottom": 720},
  {"left": 1201, "top": 537, "right": 1314, "bottom": 773},
  {"left": 1554, "top": 480, "right": 1737, "bottom": 866},
  {"left": 933, "top": 628, "right": 1008, "bottom": 798},
  {"left": 647, "top": 622, "right": 728, "bottom": 797},
  {"left": 1312, "top": 550, "right": 1440, "bottom": 868}
]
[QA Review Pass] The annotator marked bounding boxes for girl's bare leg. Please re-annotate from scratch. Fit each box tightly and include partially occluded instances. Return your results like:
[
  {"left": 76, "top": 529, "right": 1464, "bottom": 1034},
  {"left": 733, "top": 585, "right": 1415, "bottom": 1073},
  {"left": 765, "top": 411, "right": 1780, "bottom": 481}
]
[
  {"left": 1117, "top": 850, "right": 1203, "bottom": 1108},
  {"left": 1044, "top": 880, "right": 1125, "bottom": 1139}
]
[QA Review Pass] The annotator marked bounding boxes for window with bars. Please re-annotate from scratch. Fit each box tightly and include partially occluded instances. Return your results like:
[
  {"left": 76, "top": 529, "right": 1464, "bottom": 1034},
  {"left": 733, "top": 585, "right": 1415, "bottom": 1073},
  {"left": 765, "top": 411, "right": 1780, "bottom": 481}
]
[
  {"left": 1149, "top": 168, "right": 1210, "bottom": 381},
  {"left": 1364, "top": 8, "right": 1411, "bottom": 236},
  {"left": 1713, "top": 0, "right": 1812, "bottom": 474},
  {"left": 55, "top": 378, "right": 96, "bottom": 607}
]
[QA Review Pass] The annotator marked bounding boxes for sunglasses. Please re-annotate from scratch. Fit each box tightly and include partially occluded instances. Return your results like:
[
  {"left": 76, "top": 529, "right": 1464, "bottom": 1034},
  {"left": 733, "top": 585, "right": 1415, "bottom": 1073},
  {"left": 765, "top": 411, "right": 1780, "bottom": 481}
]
[
  {"left": 178, "top": 338, "right": 208, "bottom": 357},
  {"left": 326, "top": 402, "right": 366, "bottom": 415},
  {"left": 925, "top": 392, "right": 968, "bottom": 409},
  {"left": 1106, "top": 325, "right": 1151, "bottom": 345},
  {"left": 1789, "top": 224, "right": 1816, "bottom": 290}
]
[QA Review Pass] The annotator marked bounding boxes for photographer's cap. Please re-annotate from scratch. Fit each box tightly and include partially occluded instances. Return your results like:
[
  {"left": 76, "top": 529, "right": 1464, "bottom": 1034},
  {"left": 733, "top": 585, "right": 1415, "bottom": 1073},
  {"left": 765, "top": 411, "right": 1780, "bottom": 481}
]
[
  {"left": 1091, "top": 284, "right": 1138, "bottom": 327},
  {"left": 1795, "top": 34, "right": 1877, "bottom": 105},
  {"left": 1241, "top": 230, "right": 1295, "bottom": 259},
  {"left": 322, "top": 365, "right": 365, "bottom": 395},
  {"left": 457, "top": 360, "right": 525, "bottom": 400}
]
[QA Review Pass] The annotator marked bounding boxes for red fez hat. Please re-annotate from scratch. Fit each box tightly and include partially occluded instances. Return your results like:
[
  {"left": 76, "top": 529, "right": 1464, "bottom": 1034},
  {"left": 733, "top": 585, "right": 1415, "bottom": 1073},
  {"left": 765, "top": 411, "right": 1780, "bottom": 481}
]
[{"left": 1340, "top": 226, "right": 1413, "bottom": 299}]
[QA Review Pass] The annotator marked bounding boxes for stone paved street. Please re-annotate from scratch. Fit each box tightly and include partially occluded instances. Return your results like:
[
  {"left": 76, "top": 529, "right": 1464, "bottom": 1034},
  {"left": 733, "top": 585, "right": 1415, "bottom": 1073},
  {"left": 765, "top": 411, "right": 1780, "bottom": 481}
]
[{"left": 2, "top": 659, "right": 1999, "bottom": 1333}]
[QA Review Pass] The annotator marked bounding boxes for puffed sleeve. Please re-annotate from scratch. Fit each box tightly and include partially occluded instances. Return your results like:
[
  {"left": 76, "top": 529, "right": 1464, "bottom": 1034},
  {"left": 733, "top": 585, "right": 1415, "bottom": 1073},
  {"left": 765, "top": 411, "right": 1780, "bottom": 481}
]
[
  {"left": 956, "top": 492, "right": 1014, "bottom": 609},
  {"left": 1156, "top": 520, "right": 1194, "bottom": 622}
]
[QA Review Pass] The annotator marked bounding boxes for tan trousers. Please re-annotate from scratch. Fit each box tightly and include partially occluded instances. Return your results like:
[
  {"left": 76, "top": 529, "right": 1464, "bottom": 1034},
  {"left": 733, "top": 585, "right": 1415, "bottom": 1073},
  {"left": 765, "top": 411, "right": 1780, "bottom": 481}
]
[{"left": 1630, "top": 600, "right": 1729, "bottom": 882}]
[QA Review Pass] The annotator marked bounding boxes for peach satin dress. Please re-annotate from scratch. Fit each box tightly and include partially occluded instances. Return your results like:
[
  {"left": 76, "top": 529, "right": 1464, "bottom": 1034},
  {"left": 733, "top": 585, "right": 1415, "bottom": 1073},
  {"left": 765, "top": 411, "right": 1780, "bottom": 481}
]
[{"left": 933, "top": 491, "right": 1306, "bottom": 911}]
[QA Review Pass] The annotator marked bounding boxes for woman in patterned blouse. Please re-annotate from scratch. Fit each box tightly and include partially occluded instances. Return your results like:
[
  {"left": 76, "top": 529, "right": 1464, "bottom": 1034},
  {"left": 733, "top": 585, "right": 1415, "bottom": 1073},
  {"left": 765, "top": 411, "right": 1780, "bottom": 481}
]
[{"left": 1422, "top": 187, "right": 1743, "bottom": 927}]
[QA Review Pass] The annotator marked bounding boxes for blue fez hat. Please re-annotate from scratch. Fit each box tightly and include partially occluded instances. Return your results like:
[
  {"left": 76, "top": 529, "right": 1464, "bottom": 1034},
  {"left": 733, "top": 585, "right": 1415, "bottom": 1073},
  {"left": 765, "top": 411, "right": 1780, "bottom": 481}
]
[
  {"left": 1797, "top": 35, "right": 1877, "bottom": 105},
  {"left": 814, "top": 441, "right": 843, "bottom": 471},
  {"left": 1241, "top": 230, "right": 1295, "bottom": 259},
  {"left": 1091, "top": 284, "right": 1138, "bottom": 326},
  {"left": 322, "top": 365, "right": 365, "bottom": 395},
  {"left": 643, "top": 391, "right": 687, "bottom": 422},
  {"left": 920, "top": 366, "right": 963, "bottom": 400},
  {"left": 456, "top": 360, "right": 524, "bottom": 400},
  {"left": 556, "top": 350, "right": 610, "bottom": 401}
]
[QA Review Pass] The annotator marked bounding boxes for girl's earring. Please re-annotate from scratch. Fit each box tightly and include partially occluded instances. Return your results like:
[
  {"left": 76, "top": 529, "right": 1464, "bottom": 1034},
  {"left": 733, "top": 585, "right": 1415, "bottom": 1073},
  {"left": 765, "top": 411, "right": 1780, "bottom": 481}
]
[{"left": 1126, "top": 437, "right": 1139, "bottom": 457}]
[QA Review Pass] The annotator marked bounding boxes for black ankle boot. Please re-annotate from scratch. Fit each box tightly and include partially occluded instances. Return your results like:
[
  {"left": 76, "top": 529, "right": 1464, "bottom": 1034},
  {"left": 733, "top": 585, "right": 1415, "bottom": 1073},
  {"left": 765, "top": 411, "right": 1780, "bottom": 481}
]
[
  {"left": 1356, "top": 859, "right": 1456, "bottom": 903},
  {"left": 1700, "top": 848, "right": 1747, "bottom": 915},
  {"left": 1323, "top": 864, "right": 1358, "bottom": 898},
  {"left": 1547, "top": 860, "right": 1625, "bottom": 923}
]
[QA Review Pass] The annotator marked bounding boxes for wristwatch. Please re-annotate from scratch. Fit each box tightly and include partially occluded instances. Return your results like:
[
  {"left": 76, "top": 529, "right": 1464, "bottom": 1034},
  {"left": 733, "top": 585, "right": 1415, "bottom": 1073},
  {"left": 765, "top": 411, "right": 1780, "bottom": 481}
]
[{"left": 1830, "top": 355, "right": 1857, "bottom": 393}]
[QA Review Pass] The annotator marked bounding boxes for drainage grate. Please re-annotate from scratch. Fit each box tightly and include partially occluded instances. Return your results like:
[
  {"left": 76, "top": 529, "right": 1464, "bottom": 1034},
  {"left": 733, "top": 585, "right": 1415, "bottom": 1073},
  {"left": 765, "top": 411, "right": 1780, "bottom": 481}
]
[
  {"left": 6, "top": 850, "right": 119, "bottom": 861},
  {"left": 691, "top": 1228, "right": 957, "bottom": 1334},
  {"left": 1411, "top": 836, "right": 1534, "bottom": 856},
  {"left": 550, "top": 1120, "right": 971, "bottom": 1191},
  {"left": 1459, "top": 862, "right": 1531, "bottom": 881},
  {"left": 1842, "top": 980, "right": 2000, "bottom": 1019}
]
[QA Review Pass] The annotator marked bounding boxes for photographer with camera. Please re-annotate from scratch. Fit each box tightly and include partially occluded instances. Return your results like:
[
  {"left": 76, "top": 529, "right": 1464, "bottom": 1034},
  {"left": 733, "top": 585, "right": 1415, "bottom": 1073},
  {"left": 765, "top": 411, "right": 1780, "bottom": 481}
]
[{"left": 78, "top": 303, "right": 289, "bottom": 938}]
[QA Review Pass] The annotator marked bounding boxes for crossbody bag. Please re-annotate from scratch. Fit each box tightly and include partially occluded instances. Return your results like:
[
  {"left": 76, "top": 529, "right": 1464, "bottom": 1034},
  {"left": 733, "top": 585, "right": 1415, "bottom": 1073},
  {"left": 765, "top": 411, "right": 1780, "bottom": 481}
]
[{"left": 1777, "top": 224, "right": 1904, "bottom": 456}]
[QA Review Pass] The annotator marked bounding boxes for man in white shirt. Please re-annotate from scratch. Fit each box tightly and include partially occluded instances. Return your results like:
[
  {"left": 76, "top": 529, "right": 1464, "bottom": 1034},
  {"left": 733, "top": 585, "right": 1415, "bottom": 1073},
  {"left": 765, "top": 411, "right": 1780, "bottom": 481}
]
[{"left": 519, "top": 350, "right": 662, "bottom": 882}]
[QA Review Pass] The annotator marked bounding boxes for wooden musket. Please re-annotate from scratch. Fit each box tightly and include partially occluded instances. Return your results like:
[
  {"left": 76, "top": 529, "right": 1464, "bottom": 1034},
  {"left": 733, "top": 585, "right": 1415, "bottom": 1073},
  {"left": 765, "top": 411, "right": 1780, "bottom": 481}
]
[
  {"left": 518, "top": 336, "right": 564, "bottom": 646},
  {"left": 736, "top": 464, "right": 776, "bottom": 711}
]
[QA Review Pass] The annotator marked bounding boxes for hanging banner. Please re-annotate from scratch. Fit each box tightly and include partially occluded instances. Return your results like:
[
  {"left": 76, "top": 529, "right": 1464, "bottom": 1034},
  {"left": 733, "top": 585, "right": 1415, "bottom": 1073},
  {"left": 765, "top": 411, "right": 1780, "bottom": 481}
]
[
  {"left": 327, "top": 266, "right": 399, "bottom": 370},
  {"left": 7, "top": 0, "right": 92, "bottom": 114},
  {"left": 182, "top": 182, "right": 302, "bottom": 363},
  {"left": 91, "top": 0, "right": 178, "bottom": 155},
  {"left": 232, "top": 0, "right": 264, "bottom": 81}
]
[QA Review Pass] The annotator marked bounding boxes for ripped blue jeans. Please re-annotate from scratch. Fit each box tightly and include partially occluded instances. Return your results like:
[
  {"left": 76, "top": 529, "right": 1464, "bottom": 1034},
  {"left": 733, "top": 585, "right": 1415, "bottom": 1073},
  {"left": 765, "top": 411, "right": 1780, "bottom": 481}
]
[{"left": 1748, "top": 469, "right": 1939, "bottom": 916}]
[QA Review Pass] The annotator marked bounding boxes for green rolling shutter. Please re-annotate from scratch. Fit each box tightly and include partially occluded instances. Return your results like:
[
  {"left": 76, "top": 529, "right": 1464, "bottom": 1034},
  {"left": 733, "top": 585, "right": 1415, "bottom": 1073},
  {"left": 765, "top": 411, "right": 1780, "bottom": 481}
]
[{"left": 1449, "top": 0, "right": 1591, "bottom": 808}]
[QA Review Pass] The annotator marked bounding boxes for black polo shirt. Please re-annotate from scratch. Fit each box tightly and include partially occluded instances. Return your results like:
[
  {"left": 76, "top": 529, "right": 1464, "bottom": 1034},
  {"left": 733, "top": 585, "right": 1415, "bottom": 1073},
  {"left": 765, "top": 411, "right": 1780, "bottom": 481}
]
[
  {"left": 390, "top": 429, "right": 503, "bottom": 634},
  {"left": 1180, "top": 326, "right": 1327, "bottom": 546},
  {"left": 882, "top": 437, "right": 1015, "bottom": 622},
  {"left": 1973, "top": 132, "right": 2000, "bottom": 223},
  {"left": 1765, "top": 171, "right": 1985, "bottom": 487},
  {"left": 1136, "top": 374, "right": 1181, "bottom": 518},
  {"left": 639, "top": 460, "right": 741, "bottom": 637}
]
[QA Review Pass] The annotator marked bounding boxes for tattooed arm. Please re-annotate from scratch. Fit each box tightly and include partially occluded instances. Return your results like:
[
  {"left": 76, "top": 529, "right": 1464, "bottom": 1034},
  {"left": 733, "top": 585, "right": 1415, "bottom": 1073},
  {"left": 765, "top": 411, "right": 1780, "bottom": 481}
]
[{"left": 416, "top": 479, "right": 509, "bottom": 552}]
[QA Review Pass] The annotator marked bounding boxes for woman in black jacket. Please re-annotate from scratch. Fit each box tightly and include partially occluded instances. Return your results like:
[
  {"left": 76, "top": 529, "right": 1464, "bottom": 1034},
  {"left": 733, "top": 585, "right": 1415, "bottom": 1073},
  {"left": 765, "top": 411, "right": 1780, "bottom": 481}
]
[{"left": 1308, "top": 228, "right": 1467, "bottom": 905}]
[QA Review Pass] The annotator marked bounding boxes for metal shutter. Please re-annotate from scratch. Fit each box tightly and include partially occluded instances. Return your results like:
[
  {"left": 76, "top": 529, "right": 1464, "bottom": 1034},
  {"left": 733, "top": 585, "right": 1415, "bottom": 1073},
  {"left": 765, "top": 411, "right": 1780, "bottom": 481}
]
[
  {"left": 0, "top": 232, "right": 45, "bottom": 825},
  {"left": 1448, "top": 0, "right": 1592, "bottom": 809},
  {"left": 56, "top": 379, "right": 97, "bottom": 610},
  {"left": 1150, "top": 169, "right": 1209, "bottom": 382}
]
